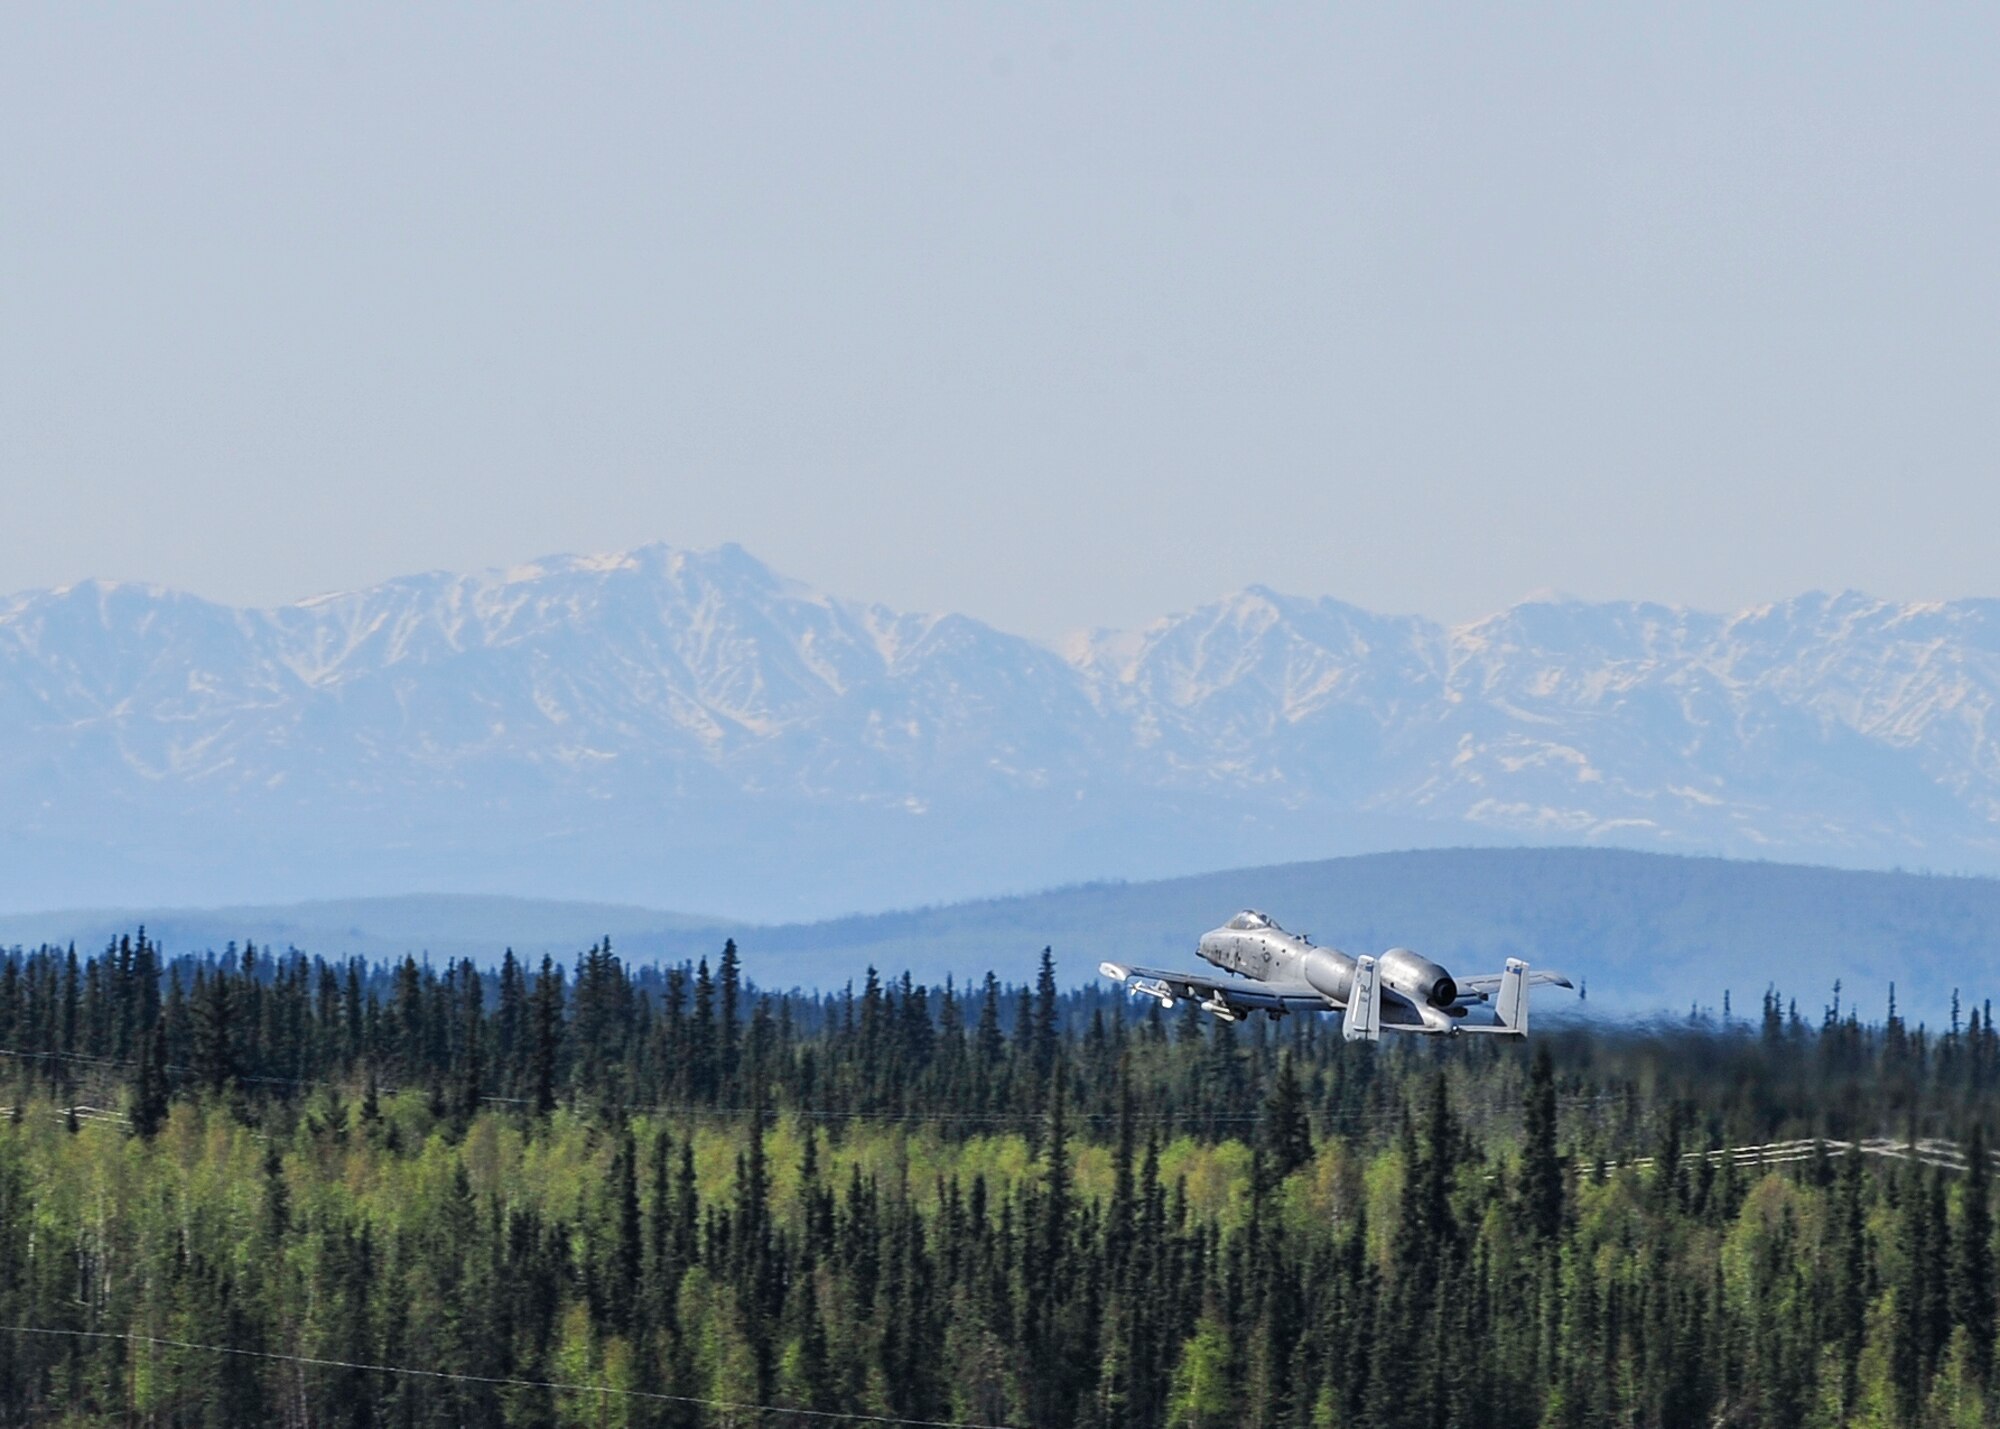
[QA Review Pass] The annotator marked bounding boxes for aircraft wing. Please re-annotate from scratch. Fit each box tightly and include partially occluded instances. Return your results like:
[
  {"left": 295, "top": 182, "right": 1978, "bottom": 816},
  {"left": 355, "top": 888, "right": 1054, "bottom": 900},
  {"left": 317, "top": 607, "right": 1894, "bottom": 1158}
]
[
  {"left": 1100, "top": 962, "right": 1329, "bottom": 1013},
  {"left": 1454, "top": 968, "right": 1573, "bottom": 998}
]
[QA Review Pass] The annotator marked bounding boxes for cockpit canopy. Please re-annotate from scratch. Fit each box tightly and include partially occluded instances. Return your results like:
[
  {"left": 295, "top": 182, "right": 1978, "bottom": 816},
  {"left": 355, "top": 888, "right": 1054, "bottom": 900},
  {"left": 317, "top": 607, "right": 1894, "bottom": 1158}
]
[{"left": 1226, "top": 910, "right": 1279, "bottom": 932}]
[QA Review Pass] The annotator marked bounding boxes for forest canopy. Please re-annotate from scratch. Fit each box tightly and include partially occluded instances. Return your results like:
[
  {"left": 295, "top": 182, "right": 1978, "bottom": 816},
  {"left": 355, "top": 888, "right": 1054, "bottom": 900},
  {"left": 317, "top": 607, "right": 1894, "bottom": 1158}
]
[{"left": 0, "top": 931, "right": 1993, "bottom": 1427}]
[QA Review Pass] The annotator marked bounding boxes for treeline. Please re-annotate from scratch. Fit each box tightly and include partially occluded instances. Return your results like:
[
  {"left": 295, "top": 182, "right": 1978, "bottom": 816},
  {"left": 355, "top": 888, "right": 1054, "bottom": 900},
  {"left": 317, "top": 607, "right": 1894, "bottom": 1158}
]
[{"left": 0, "top": 932, "right": 1996, "bottom": 1425}]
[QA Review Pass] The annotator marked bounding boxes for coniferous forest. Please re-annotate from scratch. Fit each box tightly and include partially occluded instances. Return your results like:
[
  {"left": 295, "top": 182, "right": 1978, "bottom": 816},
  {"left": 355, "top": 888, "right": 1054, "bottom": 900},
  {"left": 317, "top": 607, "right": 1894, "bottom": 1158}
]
[{"left": 0, "top": 934, "right": 1996, "bottom": 1426}]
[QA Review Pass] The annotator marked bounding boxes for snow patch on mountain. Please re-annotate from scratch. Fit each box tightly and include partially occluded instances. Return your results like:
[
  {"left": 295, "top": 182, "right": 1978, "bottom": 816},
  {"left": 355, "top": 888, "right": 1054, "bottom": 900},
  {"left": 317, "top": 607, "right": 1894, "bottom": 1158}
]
[{"left": 8, "top": 542, "right": 2000, "bottom": 913}]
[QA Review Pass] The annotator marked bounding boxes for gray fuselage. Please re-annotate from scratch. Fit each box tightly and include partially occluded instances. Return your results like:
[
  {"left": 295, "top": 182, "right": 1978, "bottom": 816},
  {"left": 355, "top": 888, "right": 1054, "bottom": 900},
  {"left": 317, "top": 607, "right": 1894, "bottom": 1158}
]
[{"left": 1197, "top": 911, "right": 1463, "bottom": 1031}]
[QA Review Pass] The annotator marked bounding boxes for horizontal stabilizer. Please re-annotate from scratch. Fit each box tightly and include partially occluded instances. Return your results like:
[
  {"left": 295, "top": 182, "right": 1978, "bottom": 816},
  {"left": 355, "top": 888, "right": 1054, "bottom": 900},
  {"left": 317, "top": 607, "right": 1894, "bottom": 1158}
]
[
  {"left": 1456, "top": 967, "right": 1573, "bottom": 997},
  {"left": 1454, "top": 959, "right": 1534, "bottom": 1035}
]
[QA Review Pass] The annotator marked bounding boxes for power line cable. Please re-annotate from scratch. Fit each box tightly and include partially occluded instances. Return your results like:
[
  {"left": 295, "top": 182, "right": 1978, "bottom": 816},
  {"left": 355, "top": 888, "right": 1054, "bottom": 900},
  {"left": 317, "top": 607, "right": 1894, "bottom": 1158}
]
[{"left": 0, "top": 1325, "right": 1020, "bottom": 1429}]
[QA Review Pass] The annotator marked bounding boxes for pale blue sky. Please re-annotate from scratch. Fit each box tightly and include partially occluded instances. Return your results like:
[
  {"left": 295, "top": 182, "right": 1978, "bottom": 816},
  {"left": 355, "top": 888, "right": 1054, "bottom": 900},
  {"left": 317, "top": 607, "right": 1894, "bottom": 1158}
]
[{"left": 4, "top": 5, "right": 1995, "bottom": 637}]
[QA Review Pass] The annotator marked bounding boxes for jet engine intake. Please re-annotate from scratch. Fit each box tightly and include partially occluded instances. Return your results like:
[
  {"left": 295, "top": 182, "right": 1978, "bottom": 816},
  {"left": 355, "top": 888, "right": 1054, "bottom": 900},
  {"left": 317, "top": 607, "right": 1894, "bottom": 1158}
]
[{"left": 1378, "top": 948, "right": 1458, "bottom": 1009}]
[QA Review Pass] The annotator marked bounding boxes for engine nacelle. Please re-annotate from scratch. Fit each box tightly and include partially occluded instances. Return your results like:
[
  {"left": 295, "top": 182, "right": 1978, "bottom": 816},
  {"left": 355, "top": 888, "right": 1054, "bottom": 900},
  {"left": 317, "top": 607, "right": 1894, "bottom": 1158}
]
[
  {"left": 1378, "top": 948, "right": 1458, "bottom": 1009},
  {"left": 1300, "top": 949, "right": 1354, "bottom": 1005}
]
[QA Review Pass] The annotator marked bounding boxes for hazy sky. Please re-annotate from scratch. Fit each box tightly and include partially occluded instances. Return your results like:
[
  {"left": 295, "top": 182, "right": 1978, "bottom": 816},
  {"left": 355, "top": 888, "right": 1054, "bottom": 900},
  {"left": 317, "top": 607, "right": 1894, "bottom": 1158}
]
[{"left": 4, "top": 5, "right": 1996, "bottom": 637}]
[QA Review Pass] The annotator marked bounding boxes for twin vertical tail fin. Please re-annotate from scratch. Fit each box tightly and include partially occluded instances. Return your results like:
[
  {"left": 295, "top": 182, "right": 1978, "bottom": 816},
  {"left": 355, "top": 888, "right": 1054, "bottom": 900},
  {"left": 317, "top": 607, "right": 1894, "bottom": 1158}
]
[
  {"left": 1343, "top": 955, "right": 1381, "bottom": 1042},
  {"left": 1494, "top": 957, "right": 1529, "bottom": 1038}
]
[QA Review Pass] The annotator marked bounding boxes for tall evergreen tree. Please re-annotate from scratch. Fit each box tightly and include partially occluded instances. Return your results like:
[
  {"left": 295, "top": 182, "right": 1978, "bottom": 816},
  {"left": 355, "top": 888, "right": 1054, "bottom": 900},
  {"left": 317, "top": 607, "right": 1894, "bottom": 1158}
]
[
  {"left": 691, "top": 957, "right": 717, "bottom": 1102},
  {"left": 718, "top": 938, "right": 742, "bottom": 1090},
  {"left": 1520, "top": 1041, "right": 1564, "bottom": 1238},
  {"left": 130, "top": 1019, "right": 170, "bottom": 1141},
  {"left": 456, "top": 957, "right": 484, "bottom": 1123},
  {"left": 530, "top": 955, "right": 561, "bottom": 1116},
  {"left": 189, "top": 963, "right": 239, "bottom": 1097},
  {"left": 607, "top": 1132, "right": 642, "bottom": 1334},
  {"left": 1952, "top": 1121, "right": 1995, "bottom": 1383},
  {"left": 1033, "top": 947, "right": 1060, "bottom": 1082},
  {"left": 1257, "top": 1051, "right": 1313, "bottom": 1182}
]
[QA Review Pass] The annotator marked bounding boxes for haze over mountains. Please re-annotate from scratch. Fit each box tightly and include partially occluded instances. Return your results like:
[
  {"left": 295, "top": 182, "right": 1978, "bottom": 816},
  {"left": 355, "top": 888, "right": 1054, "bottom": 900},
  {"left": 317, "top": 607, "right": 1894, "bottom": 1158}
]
[{"left": 4, "top": 542, "right": 2000, "bottom": 918}]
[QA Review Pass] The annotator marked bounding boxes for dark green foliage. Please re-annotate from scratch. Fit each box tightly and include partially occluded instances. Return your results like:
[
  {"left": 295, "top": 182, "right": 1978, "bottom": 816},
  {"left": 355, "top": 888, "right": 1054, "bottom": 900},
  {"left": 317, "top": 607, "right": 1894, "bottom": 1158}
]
[
  {"left": 189, "top": 960, "right": 238, "bottom": 1096},
  {"left": 530, "top": 954, "right": 561, "bottom": 1116},
  {"left": 1256, "top": 1051, "right": 1312, "bottom": 1182},
  {"left": 1519, "top": 1041, "right": 1562, "bottom": 1238},
  {"left": 130, "top": 1017, "right": 169, "bottom": 1141},
  {"left": 0, "top": 934, "right": 1993, "bottom": 1425},
  {"left": 453, "top": 957, "right": 484, "bottom": 1123},
  {"left": 1952, "top": 1121, "right": 1996, "bottom": 1384}
]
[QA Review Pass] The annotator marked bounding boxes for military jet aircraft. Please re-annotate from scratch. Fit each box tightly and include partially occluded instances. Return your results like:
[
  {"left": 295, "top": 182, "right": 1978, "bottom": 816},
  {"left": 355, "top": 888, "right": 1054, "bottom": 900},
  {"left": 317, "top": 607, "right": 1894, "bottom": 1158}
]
[{"left": 1099, "top": 910, "right": 1572, "bottom": 1040}]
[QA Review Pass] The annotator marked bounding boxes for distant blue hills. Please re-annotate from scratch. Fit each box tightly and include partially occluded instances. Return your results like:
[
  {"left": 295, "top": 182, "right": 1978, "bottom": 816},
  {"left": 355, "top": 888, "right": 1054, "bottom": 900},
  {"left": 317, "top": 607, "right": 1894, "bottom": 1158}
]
[
  {"left": 5, "top": 545, "right": 1999, "bottom": 1017},
  {"left": 7, "top": 544, "right": 2000, "bottom": 917},
  {"left": 4, "top": 847, "right": 1996, "bottom": 1024}
]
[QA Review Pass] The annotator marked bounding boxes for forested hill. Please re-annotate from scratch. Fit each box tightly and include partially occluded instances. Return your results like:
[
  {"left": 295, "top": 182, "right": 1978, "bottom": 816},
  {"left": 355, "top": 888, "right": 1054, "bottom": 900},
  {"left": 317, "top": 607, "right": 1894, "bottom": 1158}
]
[
  {"left": 0, "top": 930, "right": 1997, "bottom": 1425},
  {"left": 10, "top": 846, "right": 2000, "bottom": 1020},
  {"left": 727, "top": 847, "right": 2000, "bottom": 1022}
]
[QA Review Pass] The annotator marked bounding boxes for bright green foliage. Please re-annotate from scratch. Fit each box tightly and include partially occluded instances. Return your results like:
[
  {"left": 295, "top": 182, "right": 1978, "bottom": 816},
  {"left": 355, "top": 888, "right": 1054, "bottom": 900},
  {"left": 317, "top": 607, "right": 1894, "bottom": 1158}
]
[
  {"left": 0, "top": 933, "right": 1993, "bottom": 1425},
  {"left": 1167, "top": 1313, "right": 1235, "bottom": 1428}
]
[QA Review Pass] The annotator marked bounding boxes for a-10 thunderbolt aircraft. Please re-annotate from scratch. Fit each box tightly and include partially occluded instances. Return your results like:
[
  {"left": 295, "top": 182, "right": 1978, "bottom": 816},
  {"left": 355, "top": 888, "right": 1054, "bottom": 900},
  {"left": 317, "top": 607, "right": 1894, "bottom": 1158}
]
[{"left": 1099, "top": 910, "right": 1572, "bottom": 1040}]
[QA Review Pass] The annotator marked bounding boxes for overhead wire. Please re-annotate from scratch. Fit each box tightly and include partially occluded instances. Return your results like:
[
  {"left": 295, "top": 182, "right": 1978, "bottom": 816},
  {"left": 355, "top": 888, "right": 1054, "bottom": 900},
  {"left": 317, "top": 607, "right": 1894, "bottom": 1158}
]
[{"left": 0, "top": 1325, "right": 1020, "bottom": 1429}]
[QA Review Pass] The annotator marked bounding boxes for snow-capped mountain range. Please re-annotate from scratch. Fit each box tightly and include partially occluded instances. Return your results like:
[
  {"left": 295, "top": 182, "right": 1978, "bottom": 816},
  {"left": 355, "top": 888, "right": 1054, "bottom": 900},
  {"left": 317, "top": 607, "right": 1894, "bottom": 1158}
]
[{"left": 5, "top": 542, "right": 1999, "bottom": 917}]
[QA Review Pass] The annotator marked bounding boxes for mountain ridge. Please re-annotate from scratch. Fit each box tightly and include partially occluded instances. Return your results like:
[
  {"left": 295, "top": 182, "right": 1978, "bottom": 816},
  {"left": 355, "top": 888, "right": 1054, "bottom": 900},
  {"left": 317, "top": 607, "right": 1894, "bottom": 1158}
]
[
  {"left": 6, "top": 543, "right": 2000, "bottom": 916},
  {"left": 3, "top": 847, "right": 1996, "bottom": 1021}
]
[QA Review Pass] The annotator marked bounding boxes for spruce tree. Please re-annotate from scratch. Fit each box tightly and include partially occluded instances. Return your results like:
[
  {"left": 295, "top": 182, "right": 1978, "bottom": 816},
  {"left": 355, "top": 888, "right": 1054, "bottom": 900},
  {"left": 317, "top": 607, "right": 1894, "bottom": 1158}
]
[
  {"left": 608, "top": 1132, "right": 642, "bottom": 1334},
  {"left": 455, "top": 958, "right": 484, "bottom": 1123},
  {"left": 645, "top": 1127, "right": 679, "bottom": 1334},
  {"left": 1258, "top": 1051, "right": 1313, "bottom": 1182},
  {"left": 1924, "top": 1168, "right": 1953, "bottom": 1375},
  {"left": 1894, "top": 1164, "right": 1933, "bottom": 1421},
  {"left": 1833, "top": 1144, "right": 1869, "bottom": 1412},
  {"left": 530, "top": 955, "right": 561, "bottom": 1116},
  {"left": 190, "top": 963, "right": 239, "bottom": 1097},
  {"left": 1033, "top": 947, "right": 1060, "bottom": 1082},
  {"left": 1520, "top": 1041, "right": 1564, "bottom": 1239},
  {"left": 691, "top": 957, "right": 716, "bottom": 1101},
  {"left": 130, "top": 1020, "right": 170, "bottom": 1141},
  {"left": 1951, "top": 1121, "right": 1995, "bottom": 1383},
  {"left": 495, "top": 949, "right": 524, "bottom": 1095},
  {"left": 718, "top": 938, "right": 742, "bottom": 1090},
  {"left": 975, "top": 973, "right": 1004, "bottom": 1066}
]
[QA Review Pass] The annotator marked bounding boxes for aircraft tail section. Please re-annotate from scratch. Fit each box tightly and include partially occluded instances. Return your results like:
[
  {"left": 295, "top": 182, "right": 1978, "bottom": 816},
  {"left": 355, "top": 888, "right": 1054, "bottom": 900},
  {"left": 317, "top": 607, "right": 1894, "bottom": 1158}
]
[
  {"left": 1494, "top": 958, "right": 1529, "bottom": 1038},
  {"left": 1343, "top": 955, "right": 1380, "bottom": 1042}
]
